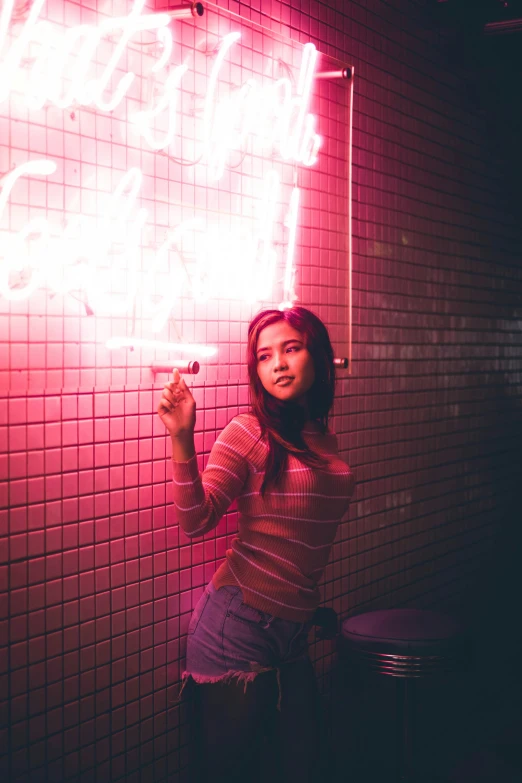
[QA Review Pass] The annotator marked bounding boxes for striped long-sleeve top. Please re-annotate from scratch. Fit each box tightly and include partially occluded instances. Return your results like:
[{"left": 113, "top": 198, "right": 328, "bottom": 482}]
[{"left": 171, "top": 412, "right": 355, "bottom": 622}]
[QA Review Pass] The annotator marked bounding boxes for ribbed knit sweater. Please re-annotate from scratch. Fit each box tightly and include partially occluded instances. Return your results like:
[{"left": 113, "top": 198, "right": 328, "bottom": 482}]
[{"left": 171, "top": 412, "right": 355, "bottom": 622}]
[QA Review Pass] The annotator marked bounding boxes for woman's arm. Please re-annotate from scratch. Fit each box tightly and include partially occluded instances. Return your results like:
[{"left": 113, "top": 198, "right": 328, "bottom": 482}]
[
  {"left": 169, "top": 419, "right": 251, "bottom": 538},
  {"left": 170, "top": 431, "right": 195, "bottom": 462},
  {"left": 158, "top": 371, "right": 251, "bottom": 538}
]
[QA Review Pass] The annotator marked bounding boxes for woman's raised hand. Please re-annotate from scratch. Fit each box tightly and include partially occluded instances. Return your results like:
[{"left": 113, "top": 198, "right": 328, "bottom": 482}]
[{"left": 158, "top": 368, "right": 196, "bottom": 438}]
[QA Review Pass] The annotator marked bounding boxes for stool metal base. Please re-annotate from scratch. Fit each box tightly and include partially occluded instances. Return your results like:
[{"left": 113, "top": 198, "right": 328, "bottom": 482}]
[
  {"left": 346, "top": 649, "right": 458, "bottom": 783},
  {"left": 357, "top": 648, "right": 461, "bottom": 678},
  {"left": 340, "top": 609, "right": 466, "bottom": 783},
  {"left": 397, "top": 677, "right": 415, "bottom": 783}
]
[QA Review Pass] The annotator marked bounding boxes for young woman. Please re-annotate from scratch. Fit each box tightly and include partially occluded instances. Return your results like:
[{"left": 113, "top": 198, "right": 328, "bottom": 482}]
[{"left": 158, "top": 306, "right": 355, "bottom": 783}]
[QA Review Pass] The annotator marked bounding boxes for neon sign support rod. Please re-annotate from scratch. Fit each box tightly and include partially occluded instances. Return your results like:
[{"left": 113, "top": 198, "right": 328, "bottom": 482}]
[
  {"left": 151, "top": 361, "right": 200, "bottom": 374},
  {"left": 316, "top": 64, "right": 354, "bottom": 375},
  {"left": 165, "top": 3, "right": 204, "bottom": 19},
  {"left": 347, "top": 71, "right": 354, "bottom": 375}
]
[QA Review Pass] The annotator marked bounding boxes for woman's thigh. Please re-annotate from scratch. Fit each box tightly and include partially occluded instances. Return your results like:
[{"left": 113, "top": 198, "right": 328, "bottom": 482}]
[
  {"left": 193, "top": 670, "right": 279, "bottom": 783},
  {"left": 271, "top": 656, "right": 321, "bottom": 781},
  {"left": 193, "top": 659, "right": 320, "bottom": 783}
]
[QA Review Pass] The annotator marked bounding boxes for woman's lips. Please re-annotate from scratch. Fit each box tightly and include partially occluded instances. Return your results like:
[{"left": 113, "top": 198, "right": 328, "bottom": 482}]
[{"left": 275, "top": 376, "right": 294, "bottom": 385}]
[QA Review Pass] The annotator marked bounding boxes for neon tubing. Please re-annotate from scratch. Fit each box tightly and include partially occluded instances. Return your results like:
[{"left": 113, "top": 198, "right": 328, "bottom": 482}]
[{"left": 106, "top": 338, "right": 217, "bottom": 357}]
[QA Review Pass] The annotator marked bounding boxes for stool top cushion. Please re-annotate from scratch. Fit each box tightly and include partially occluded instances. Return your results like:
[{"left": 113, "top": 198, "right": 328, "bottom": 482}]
[{"left": 341, "top": 609, "right": 462, "bottom": 655}]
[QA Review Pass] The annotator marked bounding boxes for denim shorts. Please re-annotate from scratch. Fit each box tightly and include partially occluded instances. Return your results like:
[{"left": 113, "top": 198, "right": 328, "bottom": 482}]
[{"left": 178, "top": 580, "right": 315, "bottom": 710}]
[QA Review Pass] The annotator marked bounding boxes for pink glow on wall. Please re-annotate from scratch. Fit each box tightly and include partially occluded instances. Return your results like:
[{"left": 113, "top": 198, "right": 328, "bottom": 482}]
[
  {"left": 0, "top": 0, "right": 171, "bottom": 111},
  {"left": 0, "top": 1, "right": 351, "bottom": 389},
  {"left": 0, "top": 1, "right": 321, "bottom": 170},
  {"left": 0, "top": 163, "right": 296, "bottom": 318}
]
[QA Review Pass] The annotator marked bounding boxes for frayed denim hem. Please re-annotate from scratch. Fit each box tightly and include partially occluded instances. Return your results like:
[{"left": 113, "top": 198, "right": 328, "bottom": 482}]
[{"left": 177, "top": 663, "right": 284, "bottom": 711}]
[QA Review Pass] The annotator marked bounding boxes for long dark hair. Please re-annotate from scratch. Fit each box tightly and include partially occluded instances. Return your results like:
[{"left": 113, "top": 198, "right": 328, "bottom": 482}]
[{"left": 247, "top": 306, "right": 335, "bottom": 495}]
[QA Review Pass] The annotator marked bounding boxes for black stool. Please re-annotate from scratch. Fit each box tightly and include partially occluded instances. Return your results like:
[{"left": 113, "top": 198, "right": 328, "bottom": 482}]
[{"left": 338, "top": 609, "right": 466, "bottom": 783}]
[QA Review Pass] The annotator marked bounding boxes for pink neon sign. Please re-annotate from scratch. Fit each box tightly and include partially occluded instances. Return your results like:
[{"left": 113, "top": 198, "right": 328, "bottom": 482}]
[
  {"left": 0, "top": 162, "right": 298, "bottom": 328},
  {"left": 0, "top": 0, "right": 323, "bottom": 360},
  {"left": 0, "top": 0, "right": 321, "bottom": 175},
  {"left": 0, "top": 0, "right": 171, "bottom": 111}
]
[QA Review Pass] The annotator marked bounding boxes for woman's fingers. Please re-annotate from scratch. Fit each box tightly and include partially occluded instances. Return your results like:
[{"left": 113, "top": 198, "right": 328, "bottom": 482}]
[
  {"left": 168, "top": 369, "right": 195, "bottom": 402},
  {"left": 164, "top": 382, "right": 180, "bottom": 394},
  {"left": 174, "top": 370, "right": 195, "bottom": 400},
  {"left": 159, "top": 392, "right": 173, "bottom": 410},
  {"left": 160, "top": 396, "right": 174, "bottom": 411},
  {"left": 163, "top": 371, "right": 186, "bottom": 398},
  {"left": 157, "top": 368, "right": 196, "bottom": 435},
  {"left": 163, "top": 385, "right": 182, "bottom": 400},
  {"left": 158, "top": 378, "right": 187, "bottom": 413}
]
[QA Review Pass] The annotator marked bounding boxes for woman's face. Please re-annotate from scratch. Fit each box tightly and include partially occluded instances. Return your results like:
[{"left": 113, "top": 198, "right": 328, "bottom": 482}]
[{"left": 255, "top": 321, "right": 315, "bottom": 404}]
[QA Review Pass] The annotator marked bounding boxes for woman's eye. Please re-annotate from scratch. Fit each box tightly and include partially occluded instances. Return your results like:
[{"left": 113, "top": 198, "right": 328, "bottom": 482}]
[{"left": 258, "top": 354, "right": 268, "bottom": 362}]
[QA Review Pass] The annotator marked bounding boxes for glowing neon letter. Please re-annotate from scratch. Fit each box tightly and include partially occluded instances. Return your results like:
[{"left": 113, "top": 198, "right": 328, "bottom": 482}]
[
  {"left": 279, "top": 43, "right": 321, "bottom": 166},
  {"left": 254, "top": 170, "right": 280, "bottom": 301},
  {"left": 0, "top": 159, "right": 56, "bottom": 301},
  {"left": 203, "top": 32, "right": 241, "bottom": 179},
  {"left": 0, "top": 0, "right": 171, "bottom": 112},
  {"left": 84, "top": 168, "right": 148, "bottom": 315},
  {"left": 0, "top": 0, "right": 45, "bottom": 103},
  {"left": 281, "top": 187, "right": 300, "bottom": 308},
  {"left": 143, "top": 219, "right": 203, "bottom": 332},
  {"left": 130, "top": 63, "right": 188, "bottom": 150},
  {"left": 85, "top": 0, "right": 168, "bottom": 112}
]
